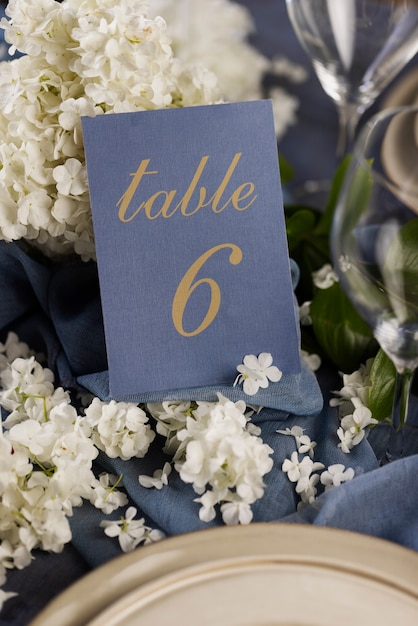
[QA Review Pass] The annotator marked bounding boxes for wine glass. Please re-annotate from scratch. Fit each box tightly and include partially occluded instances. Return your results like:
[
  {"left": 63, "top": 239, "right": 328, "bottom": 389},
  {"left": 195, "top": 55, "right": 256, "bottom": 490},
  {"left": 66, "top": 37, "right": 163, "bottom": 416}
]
[
  {"left": 331, "top": 105, "right": 418, "bottom": 462},
  {"left": 285, "top": 0, "right": 418, "bottom": 159}
]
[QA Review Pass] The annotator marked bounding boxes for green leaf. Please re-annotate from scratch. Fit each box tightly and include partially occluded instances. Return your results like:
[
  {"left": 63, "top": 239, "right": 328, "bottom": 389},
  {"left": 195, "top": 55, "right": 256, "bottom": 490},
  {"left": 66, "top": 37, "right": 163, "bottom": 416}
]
[
  {"left": 284, "top": 204, "right": 331, "bottom": 302},
  {"left": 314, "top": 154, "right": 351, "bottom": 238},
  {"left": 310, "top": 282, "right": 378, "bottom": 372},
  {"left": 368, "top": 349, "right": 396, "bottom": 421},
  {"left": 286, "top": 209, "right": 317, "bottom": 253}
]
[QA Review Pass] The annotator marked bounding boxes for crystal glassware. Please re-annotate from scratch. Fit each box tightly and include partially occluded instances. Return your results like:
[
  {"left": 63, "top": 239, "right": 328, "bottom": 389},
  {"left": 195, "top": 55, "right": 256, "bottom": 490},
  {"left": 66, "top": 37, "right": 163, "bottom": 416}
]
[
  {"left": 285, "top": 0, "right": 418, "bottom": 158},
  {"left": 331, "top": 104, "right": 418, "bottom": 461}
]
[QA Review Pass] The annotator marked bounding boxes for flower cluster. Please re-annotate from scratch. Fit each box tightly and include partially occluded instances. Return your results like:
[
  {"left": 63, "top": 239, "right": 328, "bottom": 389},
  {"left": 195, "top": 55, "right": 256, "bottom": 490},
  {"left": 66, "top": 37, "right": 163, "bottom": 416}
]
[
  {"left": 280, "top": 425, "right": 354, "bottom": 507},
  {"left": 0, "top": 335, "right": 282, "bottom": 606},
  {"left": 0, "top": 0, "right": 220, "bottom": 260},
  {"left": 0, "top": 333, "right": 159, "bottom": 605},
  {"left": 0, "top": 0, "right": 307, "bottom": 262},
  {"left": 144, "top": 394, "right": 274, "bottom": 525},
  {"left": 150, "top": 0, "right": 269, "bottom": 103},
  {"left": 84, "top": 398, "right": 155, "bottom": 460},
  {"left": 330, "top": 359, "right": 378, "bottom": 452},
  {"left": 149, "top": 0, "right": 306, "bottom": 140}
]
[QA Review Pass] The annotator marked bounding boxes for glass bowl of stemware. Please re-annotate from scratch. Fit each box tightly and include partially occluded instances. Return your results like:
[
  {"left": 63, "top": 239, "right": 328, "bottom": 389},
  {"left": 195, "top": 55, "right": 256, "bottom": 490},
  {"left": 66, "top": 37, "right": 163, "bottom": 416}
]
[{"left": 331, "top": 104, "right": 418, "bottom": 462}]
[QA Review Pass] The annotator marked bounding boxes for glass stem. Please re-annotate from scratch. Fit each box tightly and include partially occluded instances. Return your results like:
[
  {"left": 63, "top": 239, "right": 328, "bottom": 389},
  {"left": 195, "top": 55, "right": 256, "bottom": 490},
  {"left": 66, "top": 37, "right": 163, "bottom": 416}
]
[
  {"left": 385, "top": 368, "right": 414, "bottom": 462},
  {"left": 336, "top": 103, "right": 361, "bottom": 159}
]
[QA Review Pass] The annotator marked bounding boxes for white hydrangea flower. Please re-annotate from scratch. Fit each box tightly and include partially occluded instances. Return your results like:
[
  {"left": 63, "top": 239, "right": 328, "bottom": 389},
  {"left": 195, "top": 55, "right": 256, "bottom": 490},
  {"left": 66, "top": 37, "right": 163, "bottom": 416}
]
[
  {"left": 100, "top": 506, "right": 164, "bottom": 553},
  {"left": 0, "top": 344, "right": 149, "bottom": 599},
  {"left": 172, "top": 393, "right": 273, "bottom": 522},
  {"left": 234, "top": 353, "right": 282, "bottom": 396},
  {"left": 269, "top": 86, "right": 300, "bottom": 140},
  {"left": 282, "top": 451, "right": 323, "bottom": 484},
  {"left": 193, "top": 490, "right": 219, "bottom": 523},
  {"left": 146, "top": 400, "right": 191, "bottom": 454},
  {"left": 0, "top": 589, "right": 18, "bottom": 613},
  {"left": 276, "top": 425, "right": 317, "bottom": 458},
  {"left": 0, "top": 0, "right": 220, "bottom": 260},
  {"left": 312, "top": 264, "right": 339, "bottom": 289},
  {"left": 297, "top": 434, "right": 317, "bottom": 459},
  {"left": 297, "top": 472, "right": 320, "bottom": 507},
  {"left": 300, "top": 349, "right": 321, "bottom": 372},
  {"left": 298, "top": 301, "right": 312, "bottom": 326},
  {"left": 276, "top": 425, "right": 305, "bottom": 439},
  {"left": 330, "top": 359, "right": 374, "bottom": 417},
  {"left": 90, "top": 473, "right": 128, "bottom": 515},
  {"left": 220, "top": 499, "right": 253, "bottom": 525},
  {"left": 83, "top": 398, "right": 156, "bottom": 460},
  {"left": 336, "top": 427, "right": 355, "bottom": 454},
  {"left": 337, "top": 405, "right": 378, "bottom": 453},
  {"left": 150, "top": 0, "right": 269, "bottom": 103},
  {"left": 320, "top": 464, "right": 355, "bottom": 490},
  {"left": 0, "top": 332, "right": 31, "bottom": 372},
  {"left": 138, "top": 462, "right": 172, "bottom": 490}
]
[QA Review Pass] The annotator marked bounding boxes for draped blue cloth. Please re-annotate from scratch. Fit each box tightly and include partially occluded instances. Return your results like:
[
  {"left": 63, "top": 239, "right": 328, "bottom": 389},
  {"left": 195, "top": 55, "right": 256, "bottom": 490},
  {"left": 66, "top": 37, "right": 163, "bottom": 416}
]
[{"left": 1, "top": 2, "right": 418, "bottom": 625}]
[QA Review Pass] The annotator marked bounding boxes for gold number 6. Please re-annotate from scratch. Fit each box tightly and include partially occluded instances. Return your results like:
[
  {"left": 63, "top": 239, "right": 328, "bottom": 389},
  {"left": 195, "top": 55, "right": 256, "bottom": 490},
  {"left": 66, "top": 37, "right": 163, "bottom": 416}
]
[{"left": 172, "top": 243, "right": 243, "bottom": 337}]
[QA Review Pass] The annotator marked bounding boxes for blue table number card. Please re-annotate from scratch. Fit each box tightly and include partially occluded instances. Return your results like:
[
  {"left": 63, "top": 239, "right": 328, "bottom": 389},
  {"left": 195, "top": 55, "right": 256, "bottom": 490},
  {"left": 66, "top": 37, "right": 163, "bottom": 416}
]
[{"left": 82, "top": 100, "right": 301, "bottom": 397}]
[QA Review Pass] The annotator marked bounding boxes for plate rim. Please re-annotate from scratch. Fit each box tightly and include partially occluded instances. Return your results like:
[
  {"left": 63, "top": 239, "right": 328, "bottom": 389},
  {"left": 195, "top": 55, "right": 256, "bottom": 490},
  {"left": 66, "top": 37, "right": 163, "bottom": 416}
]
[{"left": 29, "top": 523, "right": 418, "bottom": 626}]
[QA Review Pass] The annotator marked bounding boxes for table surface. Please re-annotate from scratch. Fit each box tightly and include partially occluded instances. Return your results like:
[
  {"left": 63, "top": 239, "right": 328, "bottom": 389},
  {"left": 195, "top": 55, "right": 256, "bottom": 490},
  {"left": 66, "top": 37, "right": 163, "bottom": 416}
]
[{"left": 1, "top": 2, "right": 418, "bottom": 625}]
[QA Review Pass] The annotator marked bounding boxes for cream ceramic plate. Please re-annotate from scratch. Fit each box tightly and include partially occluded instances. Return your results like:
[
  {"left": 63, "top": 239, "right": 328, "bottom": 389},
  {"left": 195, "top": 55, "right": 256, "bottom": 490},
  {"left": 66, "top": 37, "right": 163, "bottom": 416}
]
[
  {"left": 379, "top": 68, "right": 418, "bottom": 213},
  {"left": 383, "top": 67, "right": 418, "bottom": 110},
  {"left": 30, "top": 523, "right": 418, "bottom": 626}
]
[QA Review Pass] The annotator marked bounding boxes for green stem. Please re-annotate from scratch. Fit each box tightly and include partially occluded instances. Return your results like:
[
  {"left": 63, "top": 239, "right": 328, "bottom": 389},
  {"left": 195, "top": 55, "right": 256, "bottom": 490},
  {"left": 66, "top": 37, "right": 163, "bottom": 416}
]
[{"left": 384, "top": 368, "right": 414, "bottom": 462}]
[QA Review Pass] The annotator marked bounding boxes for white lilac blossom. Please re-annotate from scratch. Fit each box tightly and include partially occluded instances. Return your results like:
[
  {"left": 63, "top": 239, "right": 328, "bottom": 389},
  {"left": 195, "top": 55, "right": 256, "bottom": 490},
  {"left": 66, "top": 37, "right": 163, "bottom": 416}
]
[
  {"left": 312, "top": 264, "right": 339, "bottom": 289},
  {"left": 0, "top": 0, "right": 220, "bottom": 260},
  {"left": 234, "top": 353, "right": 282, "bottom": 396},
  {"left": 100, "top": 506, "right": 165, "bottom": 553}
]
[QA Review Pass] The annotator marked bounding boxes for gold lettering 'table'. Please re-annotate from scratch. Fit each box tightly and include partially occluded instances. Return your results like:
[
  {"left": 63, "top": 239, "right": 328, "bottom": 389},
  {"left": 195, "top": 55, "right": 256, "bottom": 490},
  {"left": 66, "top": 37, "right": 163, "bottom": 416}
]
[{"left": 116, "top": 152, "right": 257, "bottom": 222}]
